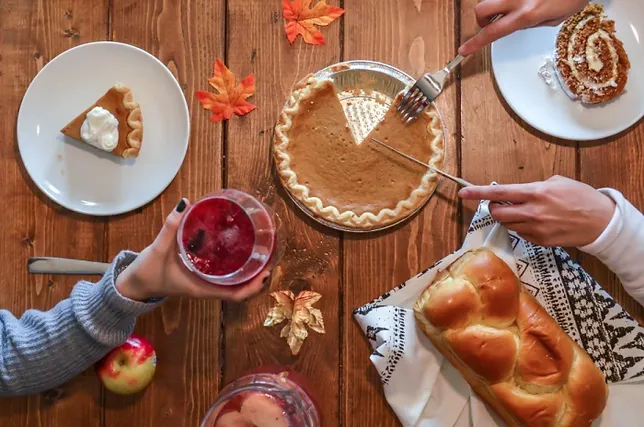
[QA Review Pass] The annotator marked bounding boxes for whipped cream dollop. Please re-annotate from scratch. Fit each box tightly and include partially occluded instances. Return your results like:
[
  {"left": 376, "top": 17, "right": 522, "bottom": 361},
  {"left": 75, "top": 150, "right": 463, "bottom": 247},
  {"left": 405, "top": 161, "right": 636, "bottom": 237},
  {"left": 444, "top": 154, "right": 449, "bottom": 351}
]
[
  {"left": 80, "top": 106, "right": 119, "bottom": 152},
  {"left": 538, "top": 56, "right": 559, "bottom": 90}
]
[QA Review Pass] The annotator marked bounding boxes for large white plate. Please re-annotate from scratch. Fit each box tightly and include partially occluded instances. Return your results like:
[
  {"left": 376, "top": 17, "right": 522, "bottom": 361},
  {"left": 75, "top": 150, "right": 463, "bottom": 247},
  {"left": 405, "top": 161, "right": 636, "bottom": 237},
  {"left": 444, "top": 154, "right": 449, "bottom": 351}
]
[
  {"left": 17, "top": 41, "right": 190, "bottom": 215},
  {"left": 491, "top": 0, "right": 643, "bottom": 141}
]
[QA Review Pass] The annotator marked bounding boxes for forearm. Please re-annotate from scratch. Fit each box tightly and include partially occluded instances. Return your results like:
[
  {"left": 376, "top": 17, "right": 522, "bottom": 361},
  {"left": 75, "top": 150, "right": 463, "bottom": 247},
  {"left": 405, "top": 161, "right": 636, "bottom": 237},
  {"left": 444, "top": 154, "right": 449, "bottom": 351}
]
[
  {"left": 0, "top": 251, "right": 162, "bottom": 396},
  {"left": 579, "top": 189, "right": 644, "bottom": 306}
]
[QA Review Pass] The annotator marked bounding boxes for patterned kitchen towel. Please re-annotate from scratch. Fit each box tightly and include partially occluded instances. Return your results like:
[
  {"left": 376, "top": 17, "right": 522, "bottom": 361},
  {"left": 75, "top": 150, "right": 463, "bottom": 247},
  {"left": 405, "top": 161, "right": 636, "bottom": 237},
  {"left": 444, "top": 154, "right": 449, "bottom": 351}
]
[{"left": 354, "top": 200, "right": 644, "bottom": 427}]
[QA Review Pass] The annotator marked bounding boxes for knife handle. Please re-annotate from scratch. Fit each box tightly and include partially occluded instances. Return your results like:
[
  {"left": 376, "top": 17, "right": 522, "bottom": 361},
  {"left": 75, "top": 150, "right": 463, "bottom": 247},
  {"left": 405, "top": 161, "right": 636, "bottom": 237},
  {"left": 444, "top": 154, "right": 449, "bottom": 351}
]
[{"left": 28, "top": 257, "right": 110, "bottom": 275}]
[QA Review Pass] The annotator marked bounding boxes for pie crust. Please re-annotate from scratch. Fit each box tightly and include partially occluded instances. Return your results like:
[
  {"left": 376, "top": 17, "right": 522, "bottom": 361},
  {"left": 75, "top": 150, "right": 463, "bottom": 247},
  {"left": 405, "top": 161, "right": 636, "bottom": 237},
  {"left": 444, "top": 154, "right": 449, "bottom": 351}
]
[
  {"left": 61, "top": 84, "right": 143, "bottom": 158},
  {"left": 274, "top": 76, "right": 444, "bottom": 229}
]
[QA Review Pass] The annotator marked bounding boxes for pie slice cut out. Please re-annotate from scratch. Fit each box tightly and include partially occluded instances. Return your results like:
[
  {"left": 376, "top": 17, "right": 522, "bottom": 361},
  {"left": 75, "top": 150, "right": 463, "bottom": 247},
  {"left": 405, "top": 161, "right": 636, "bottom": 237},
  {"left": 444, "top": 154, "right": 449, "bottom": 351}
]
[
  {"left": 61, "top": 84, "right": 143, "bottom": 158},
  {"left": 274, "top": 76, "right": 444, "bottom": 229}
]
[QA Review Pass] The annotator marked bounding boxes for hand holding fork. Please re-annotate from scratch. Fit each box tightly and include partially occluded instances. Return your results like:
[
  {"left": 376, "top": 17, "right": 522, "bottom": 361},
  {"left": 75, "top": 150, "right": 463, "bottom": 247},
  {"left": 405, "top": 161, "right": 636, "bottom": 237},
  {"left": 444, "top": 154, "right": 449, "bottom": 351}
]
[{"left": 397, "top": 14, "right": 503, "bottom": 122}]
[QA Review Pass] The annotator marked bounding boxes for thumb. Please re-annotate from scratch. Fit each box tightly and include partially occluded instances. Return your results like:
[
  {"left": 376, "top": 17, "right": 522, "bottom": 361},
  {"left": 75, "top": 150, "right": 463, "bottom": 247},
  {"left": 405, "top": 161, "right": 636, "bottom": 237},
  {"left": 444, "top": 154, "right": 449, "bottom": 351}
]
[{"left": 154, "top": 198, "right": 190, "bottom": 251}]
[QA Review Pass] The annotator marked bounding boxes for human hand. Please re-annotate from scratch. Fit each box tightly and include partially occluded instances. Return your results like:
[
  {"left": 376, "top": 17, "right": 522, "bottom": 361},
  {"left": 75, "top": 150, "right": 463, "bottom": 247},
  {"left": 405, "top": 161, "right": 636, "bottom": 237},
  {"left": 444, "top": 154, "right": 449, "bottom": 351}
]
[
  {"left": 458, "top": 0, "right": 589, "bottom": 55},
  {"left": 115, "top": 199, "right": 270, "bottom": 302},
  {"left": 458, "top": 176, "right": 615, "bottom": 247}
]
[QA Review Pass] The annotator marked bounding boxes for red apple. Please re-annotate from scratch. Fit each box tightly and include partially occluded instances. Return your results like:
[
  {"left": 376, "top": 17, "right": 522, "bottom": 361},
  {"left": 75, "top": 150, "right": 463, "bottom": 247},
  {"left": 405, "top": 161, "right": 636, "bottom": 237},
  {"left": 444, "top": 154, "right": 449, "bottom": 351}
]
[{"left": 95, "top": 333, "right": 156, "bottom": 395}]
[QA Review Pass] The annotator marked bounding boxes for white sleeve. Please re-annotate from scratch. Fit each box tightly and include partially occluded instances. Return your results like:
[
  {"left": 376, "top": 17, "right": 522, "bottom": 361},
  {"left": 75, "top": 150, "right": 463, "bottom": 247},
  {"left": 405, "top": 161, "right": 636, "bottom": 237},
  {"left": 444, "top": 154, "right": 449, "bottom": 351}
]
[{"left": 579, "top": 189, "right": 644, "bottom": 307}]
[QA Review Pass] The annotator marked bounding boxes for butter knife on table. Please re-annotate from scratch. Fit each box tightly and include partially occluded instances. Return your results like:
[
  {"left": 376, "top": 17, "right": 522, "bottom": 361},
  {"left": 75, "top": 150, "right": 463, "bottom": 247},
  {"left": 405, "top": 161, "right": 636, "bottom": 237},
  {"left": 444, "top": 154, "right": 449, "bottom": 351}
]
[{"left": 28, "top": 257, "right": 110, "bottom": 275}]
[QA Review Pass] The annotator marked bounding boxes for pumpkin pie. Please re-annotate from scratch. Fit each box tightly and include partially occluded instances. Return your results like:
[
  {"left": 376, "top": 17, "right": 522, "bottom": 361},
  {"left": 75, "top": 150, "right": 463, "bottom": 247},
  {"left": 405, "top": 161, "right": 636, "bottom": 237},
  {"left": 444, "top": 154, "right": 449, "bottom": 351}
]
[
  {"left": 555, "top": 4, "right": 630, "bottom": 104},
  {"left": 61, "top": 84, "right": 143, "bottom": 158},
  {"left": 274, "top": 76, "right": 444, "bottom": 229}
]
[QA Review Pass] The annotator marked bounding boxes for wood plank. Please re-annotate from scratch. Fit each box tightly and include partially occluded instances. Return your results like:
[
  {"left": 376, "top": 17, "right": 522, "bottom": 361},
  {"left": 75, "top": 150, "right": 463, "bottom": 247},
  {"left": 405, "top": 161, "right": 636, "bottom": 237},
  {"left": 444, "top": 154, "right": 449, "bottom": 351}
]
[
  {"left": 580, "top": 128, "right": 644, "bottom": 324},
  {"left": 459, "top": 0, "right": 576, "bottom": 226},
  {"left": 459, "top": 0, "right": 640, "bottom": 322},
  {"left": 0, "top": 1, "right": 107, "bottom": 426},
  {"left": 223, "top": 1, "right": 342, "bottom": 425},
  {"left": 104, "top": 1, "right": 225, "bottom": 426},
  {"left": 459, "top": 3, "right": 577, "bottom": 231},
  {"left": 342, "top": 1, "right": 459, "bottom": 425}
]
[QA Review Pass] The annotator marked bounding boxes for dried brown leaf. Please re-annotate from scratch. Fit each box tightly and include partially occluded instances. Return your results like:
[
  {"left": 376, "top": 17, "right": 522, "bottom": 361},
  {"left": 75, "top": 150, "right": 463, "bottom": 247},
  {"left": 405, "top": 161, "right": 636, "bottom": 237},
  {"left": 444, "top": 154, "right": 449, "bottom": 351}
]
[
  {"left": 263, "top": 306, "right": 289, "bottom": 327},
  {"left": 307, "top": 307, "right": 326, "bottom": 334},
  {"left": 280, "top": 324, "right": 290, "bottom": 338},
  {"left": 270, "top": 290, "right": 295, "bottom": 310},
  {"left": 263, "top": 289, "right": 325, "bottom": 355},
  {"left": 263, "top": 291, "right": 295, "bottom": 327}
]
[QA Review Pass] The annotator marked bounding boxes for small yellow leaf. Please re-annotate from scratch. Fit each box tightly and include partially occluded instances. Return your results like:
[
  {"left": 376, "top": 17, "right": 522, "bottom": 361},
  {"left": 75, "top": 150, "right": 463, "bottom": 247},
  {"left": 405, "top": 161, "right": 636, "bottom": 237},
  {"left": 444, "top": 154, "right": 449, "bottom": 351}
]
[
  {"left": 280, "top": 324, "right": 291, "bottom": 338},
  {"left": 263, "top": 289, "right": 325, "bottom": 355},
  {"left": 263, "top": 306, "right": 289, "bottom": 327}
]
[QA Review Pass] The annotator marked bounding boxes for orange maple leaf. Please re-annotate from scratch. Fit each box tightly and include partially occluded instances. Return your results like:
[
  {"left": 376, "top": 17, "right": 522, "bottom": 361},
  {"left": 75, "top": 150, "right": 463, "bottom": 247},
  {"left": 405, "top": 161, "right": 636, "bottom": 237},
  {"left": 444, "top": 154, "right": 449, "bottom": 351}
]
[
  {"left": 283, "top": 0, "right": 345, "bottom": 45},
  {"left": 195, "top": 59, "right": 256, "bottom": 122}
]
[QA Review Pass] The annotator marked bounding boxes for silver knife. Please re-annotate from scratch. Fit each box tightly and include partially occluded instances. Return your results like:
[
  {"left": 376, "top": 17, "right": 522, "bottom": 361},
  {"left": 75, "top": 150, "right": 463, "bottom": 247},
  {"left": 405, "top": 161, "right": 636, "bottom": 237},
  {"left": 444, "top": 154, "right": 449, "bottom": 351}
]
[
  {"left": 370, "top": 137, "right": 474, "bottom": 187},
  {"left": 28, "top": 257, "right": 110, "bottom": 275},
  {"left": 370, "top": 138, "right": 514, "bottom": 206}
]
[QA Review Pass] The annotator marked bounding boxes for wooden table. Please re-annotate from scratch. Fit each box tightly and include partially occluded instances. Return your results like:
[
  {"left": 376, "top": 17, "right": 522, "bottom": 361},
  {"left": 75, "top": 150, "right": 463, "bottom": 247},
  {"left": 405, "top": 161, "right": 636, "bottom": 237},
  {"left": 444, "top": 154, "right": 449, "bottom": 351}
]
[{"left": 0, "top": 1, "right": 642, "bottom": 426}]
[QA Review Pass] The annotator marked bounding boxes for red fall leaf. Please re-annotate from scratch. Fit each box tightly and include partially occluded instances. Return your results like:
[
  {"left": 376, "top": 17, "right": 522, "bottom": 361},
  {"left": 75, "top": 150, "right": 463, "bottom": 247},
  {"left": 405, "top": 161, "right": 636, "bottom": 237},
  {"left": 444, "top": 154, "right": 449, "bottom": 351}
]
[
  {"left": 283, "top": 0, "right": 345, "bottom": 45},
  {"left": 196, "top": 59, "right": 256, "bottom": 122}
]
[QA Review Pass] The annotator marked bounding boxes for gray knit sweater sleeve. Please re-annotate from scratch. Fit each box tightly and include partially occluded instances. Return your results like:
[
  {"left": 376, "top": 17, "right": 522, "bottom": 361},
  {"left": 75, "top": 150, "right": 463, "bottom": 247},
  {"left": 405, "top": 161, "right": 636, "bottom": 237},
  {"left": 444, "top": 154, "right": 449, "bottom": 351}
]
[{"left": 0, "top": 251, "right": 162, "bottom": 396}]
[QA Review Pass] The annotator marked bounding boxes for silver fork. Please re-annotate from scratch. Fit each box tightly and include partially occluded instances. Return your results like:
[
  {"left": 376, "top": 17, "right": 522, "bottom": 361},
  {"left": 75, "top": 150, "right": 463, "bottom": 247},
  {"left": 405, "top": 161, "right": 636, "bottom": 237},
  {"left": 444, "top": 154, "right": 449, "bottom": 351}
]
[{"left": 397, "top": 14, "right": 503, "bottom": 122}]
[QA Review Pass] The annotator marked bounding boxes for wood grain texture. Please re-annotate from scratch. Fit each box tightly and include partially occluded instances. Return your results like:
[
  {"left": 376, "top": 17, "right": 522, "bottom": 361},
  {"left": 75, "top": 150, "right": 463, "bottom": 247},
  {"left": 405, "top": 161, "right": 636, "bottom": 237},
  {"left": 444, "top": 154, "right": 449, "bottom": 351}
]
[
  {"left": 579, "top": 127, "right": 644, "bottom": 324},
  {"left": 0, "top": 2, "right": 640, "bottom": 427},
  {"left": 459, "top": 3, "right": 576, "bottom": 227},
  {"left": 0, "top": 1, "right": 107, "bottom": 427},
  {"left": 342, "top": 0, "right": 459, "bottom": 425},
  {"left": 223, "top": 1, "right": 342, "bottom": 425},
  {"left": 105, "top": 1, "right": 225, "bottom": 426}
]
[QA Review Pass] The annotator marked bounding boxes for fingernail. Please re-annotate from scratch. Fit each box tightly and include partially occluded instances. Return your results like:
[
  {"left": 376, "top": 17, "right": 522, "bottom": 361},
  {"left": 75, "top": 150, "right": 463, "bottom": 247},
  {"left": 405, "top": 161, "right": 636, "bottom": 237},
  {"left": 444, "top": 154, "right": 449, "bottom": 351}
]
[{"left": 176, "top": 199, "right": 186, "bottom": 212}]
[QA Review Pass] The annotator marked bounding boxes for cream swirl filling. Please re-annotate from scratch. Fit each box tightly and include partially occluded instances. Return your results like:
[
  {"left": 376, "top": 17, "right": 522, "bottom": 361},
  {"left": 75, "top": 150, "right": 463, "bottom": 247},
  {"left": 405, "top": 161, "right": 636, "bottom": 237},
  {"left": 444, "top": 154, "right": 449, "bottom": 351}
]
[
  {"left": 567, "top": 16, "right": 619, "bottom": 90},
  {"left": 586, "top": 32, "right": 605, "bottom": 72}
]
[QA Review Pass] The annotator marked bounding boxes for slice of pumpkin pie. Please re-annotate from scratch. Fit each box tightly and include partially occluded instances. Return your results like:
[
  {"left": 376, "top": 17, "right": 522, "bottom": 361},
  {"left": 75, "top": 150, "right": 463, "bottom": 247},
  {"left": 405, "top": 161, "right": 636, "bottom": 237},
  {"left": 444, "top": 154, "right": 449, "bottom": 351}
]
[{"left": 61, "top": 84, "right": 143, "bottom": 158}]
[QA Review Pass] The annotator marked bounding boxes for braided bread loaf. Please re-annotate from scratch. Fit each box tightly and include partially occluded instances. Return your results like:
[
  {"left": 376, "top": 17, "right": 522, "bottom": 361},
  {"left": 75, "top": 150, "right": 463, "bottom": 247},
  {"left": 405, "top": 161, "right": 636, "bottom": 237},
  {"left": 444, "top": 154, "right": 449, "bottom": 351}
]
[{"left": 413, "top": 248, "right": 608, "bottom": 427}]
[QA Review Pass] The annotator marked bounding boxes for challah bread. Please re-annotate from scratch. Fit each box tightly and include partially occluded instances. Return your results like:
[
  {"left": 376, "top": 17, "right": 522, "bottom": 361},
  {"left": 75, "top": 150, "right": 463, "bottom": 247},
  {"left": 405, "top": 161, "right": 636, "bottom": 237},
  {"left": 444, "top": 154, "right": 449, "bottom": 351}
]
[{"left": 413, "top": 248, "right": 608, "bottom": 427}]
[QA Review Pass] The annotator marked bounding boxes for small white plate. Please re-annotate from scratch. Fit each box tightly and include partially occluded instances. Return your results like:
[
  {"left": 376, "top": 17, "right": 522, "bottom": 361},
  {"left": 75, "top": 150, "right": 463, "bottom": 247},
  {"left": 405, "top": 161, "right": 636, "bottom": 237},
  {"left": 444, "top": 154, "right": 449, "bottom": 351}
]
[
  {"left": 491, "top": 0, "right": 643, "bottom": 141},
  {"left": 17, "top": 41, "right": 190, "bottom": 215}
]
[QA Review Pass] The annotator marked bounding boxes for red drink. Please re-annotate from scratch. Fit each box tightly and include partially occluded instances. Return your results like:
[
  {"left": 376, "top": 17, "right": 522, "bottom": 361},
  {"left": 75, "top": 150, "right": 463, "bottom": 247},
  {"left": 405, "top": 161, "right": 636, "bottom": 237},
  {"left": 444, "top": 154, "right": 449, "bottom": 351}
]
[
  {"left": 201, "top": 369, "right": 320, "bottom": 427},
  {"left": 181, "top": 198, "right": 255, "bottom": 276},
  {"left": 178, "top": 190, "right": 282, "bottom": 286}
]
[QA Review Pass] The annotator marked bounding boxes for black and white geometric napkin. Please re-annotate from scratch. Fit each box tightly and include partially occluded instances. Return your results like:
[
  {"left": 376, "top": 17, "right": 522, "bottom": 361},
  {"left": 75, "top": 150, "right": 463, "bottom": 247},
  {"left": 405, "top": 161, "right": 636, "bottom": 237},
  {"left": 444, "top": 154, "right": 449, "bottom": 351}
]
[{"left": 353, "top": 201, "right": 644, "bottom": 427}]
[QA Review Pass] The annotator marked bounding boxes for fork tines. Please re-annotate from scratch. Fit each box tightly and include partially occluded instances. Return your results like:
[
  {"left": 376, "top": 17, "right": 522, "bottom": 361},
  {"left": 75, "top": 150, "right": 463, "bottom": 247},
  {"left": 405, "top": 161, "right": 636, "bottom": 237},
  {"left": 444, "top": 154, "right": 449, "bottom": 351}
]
[{"left": 397, "top": 85, "right": 429, "bottom": 123}]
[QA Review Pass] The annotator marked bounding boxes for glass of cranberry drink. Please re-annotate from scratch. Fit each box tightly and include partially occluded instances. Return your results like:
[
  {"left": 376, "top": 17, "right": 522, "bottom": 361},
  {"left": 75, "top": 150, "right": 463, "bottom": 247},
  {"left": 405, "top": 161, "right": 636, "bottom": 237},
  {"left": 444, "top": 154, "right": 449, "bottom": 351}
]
[
  {"left": 200, "top": 370, "right": 320, "bottom": 427},
  {"left": 177, "top": 189, "right": 283, "bottom": 286}
]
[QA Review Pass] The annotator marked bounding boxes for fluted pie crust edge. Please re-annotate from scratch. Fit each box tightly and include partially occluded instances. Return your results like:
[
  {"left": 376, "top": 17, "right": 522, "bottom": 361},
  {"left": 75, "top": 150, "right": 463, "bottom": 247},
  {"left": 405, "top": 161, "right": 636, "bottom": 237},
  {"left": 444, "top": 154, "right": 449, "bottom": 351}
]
[
  {"left": 115, "top": 84, "right": 144, "bottom": 158},
  {"left": 273, "top": 76, "right": 444, "bottom": 229},
  {"left": 61, "top": 84, "right": 143, "bottom": 158}
]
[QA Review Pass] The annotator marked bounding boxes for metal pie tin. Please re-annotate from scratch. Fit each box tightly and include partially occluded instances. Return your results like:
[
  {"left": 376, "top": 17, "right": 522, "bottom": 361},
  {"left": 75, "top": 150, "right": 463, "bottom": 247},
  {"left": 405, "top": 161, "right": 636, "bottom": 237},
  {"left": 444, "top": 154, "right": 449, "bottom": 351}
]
[{"left": 275, "top": 60, "right": 446, "bottom": 233}]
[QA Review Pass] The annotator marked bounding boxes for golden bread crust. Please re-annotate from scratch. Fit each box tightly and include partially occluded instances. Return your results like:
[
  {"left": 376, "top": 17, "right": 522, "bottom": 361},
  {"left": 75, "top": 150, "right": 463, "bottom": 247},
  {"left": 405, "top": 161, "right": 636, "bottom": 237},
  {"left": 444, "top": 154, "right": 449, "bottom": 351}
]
[{"left": 413, "top": 248, "right": 608, "bottom": 427}]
